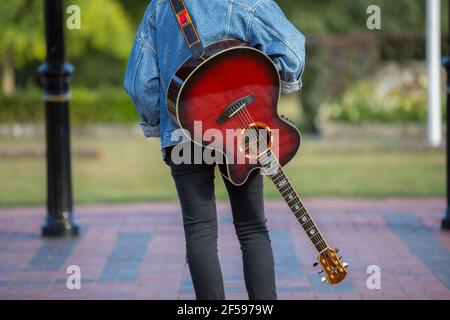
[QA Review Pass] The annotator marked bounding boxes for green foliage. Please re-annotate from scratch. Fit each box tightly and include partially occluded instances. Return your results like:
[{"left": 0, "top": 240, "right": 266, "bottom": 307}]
[
  {"left": 299, "top": 34, "right": 379, "bottom": 133},
  {"left": 298, "top": 46, "right": 330, "bottom": 133},
  {"left": 70, "top": 86, "right": 138, "bottom": 125},
  {"left": 0, "top": 87, "right": 139, "bottom": 124},
  {"left": 65, "top": 0, "right": 134, "bottom": 61},
  {"left": 278, "top": 0, "right": 436, "bottom": 36},
  {"left": 0, "top": 1, "right": 45, "bottom": 66},
  {"left": 0, "top": 0, "right": 133, "bottom": 66},
  {"left": 1, "top": 0, "right": 448, "bottom": 127},
  {"left": 71, "top": 53, "right": 126, "bottom": 87},
  {"left": 324, "top": 75, "right": 445, "bottom": 124},
  {"left": 118, "top": 0, "right": 148, "bottom": 28},
  {"left": 278, "top": 0, "right": 448, "bottom": 133}
]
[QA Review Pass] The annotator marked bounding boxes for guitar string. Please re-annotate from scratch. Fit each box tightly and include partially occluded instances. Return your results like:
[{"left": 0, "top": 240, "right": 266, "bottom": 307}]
[
  {"left": 203, "top": 86, "right": 330, "bottom": 256},
  {"left": 237, "top": 109, "right": 326, "bottom": 245},
  {"left": 240, "top": 113, "right": 328, "bottom": 254},
  {"left": 232, "top": 108, "right": 330, "bottom": 255},
  {"left": 236, "top": 110, "right": 330, "bottom": 256},
  {"left": 224, "top": 112, "right": 335, "bottom": 276}
]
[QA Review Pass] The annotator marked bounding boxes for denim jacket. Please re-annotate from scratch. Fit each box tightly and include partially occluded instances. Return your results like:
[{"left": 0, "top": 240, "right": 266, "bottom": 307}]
[{"left": 124, "top": 0, "right": 306, "bottom": 150}]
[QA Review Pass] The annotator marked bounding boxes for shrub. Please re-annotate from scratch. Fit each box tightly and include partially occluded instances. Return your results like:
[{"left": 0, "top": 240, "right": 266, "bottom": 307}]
[
  {"left": 322, "top": 66, "right": 446, "bottom": 123},
  {"left": 0, "top": 86, "right": 139, "bottom": 124}
]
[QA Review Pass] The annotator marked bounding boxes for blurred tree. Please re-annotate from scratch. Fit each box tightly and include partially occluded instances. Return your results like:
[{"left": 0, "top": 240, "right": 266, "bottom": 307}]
[
  {"left": 278, "top": 0, "right": 427, "bottom": 35},
  {"left": 276, "top": 0, "right": 433, "bottom": 134},
  {"left": 118, "top": 0, "right": 148, "bottom": 28},
  {"left": 0, "top": 1, "right": 43, "bottom": 95},
  {"left": 0, "top": 0, "right": 133, "bottom": 95},
  {"left": 2, "top": 0, "right": 447, "bottom": 127}
]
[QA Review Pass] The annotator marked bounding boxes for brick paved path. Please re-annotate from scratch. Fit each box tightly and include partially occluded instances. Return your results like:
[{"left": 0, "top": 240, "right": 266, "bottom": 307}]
[{"left": 0, "top": 198, "right": 449, "bottom": 300}]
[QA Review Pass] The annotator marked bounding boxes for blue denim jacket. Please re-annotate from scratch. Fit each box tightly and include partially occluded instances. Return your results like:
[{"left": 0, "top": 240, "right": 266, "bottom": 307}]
[{"left": 124, "top": 0, "right": 306, "bottom": 150}]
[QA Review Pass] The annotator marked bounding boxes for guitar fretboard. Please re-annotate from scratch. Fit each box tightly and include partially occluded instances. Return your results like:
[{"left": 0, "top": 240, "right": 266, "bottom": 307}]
[{"left": 258, "top": 150, "right": 329, "bottom": 253}]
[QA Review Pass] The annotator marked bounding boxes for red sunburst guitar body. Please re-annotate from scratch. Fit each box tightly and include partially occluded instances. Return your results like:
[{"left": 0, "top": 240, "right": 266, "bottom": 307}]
[
  {"left": 167, "top": 40, "right": 348, "bottom": 285},
  {"left": 167, "top": 40, "right": 300, "bottom": 185}
]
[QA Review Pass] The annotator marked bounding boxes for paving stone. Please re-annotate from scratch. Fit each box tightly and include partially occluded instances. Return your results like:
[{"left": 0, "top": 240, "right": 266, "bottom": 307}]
[{"left": 0, "top": 199, "right": 448, "bottom": 300}]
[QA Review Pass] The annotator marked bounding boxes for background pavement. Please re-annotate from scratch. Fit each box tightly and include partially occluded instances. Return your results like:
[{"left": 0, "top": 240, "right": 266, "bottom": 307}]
[{"left": 0, "top": 198, "right": 449, "bottom": 300}]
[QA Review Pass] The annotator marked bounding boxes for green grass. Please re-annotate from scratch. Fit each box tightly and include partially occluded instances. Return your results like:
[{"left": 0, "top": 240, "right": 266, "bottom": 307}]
[{"left": 0, "top": 129, "right": 445, "bottom": 207}]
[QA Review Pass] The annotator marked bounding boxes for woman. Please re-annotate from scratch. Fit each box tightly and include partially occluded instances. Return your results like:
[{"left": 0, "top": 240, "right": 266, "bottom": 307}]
[{"left": 124, "top": 0, "right": 305, "bottom": 300}]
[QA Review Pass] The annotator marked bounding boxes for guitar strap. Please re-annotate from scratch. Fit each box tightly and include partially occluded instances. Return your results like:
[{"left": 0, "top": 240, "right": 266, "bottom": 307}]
[{"left": 168, "top": 0, "right": 205, "bottom": 60}]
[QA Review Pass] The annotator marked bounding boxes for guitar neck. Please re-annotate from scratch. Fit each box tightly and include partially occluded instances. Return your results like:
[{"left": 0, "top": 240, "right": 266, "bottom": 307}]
[{"left": 258, "top": 150, "right": 329, "bottom": 254}]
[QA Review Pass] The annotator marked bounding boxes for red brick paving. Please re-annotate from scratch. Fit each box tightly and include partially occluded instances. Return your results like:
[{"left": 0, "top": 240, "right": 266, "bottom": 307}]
[{"left": 0, "top": 198, "right": 449, "bottom": 300}]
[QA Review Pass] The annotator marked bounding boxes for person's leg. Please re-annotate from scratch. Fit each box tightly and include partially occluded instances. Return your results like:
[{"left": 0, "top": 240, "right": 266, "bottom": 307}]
[
  {"left": 165, "top": 144, "right": 225, "bottom": 300},
  {"left": 221, "top": 168, "right": 277, "bottom": 300}
]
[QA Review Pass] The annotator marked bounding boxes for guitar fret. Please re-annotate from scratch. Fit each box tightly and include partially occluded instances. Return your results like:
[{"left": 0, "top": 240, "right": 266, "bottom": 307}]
[
  {"left": 287, "top": 200, "right": 300, "bottom": 209},
  {"left": 272, "top": 174, "right": 286, "bottom": 185},
  {"left": 279, "top": 183, "right": 292, "bottom": 195},
  {"left": 260, "top": 150, "right": 329, "bottom": 253},
  {"left": 302, "top": 220, "right": 314, "bottom": 230},
  {"left": 297, "top": 214, "right": 310, "bottom": 224},
  {"left": 313, "top": 240, "right": 326, "bottom": 252},
  {"left": 315, "top": 239, "right": 327, "bottom": 251},
  {"left": 295, "top": 207, "right": 308, "bottom": 218},
  {"left": 307, "top": 226, "right": 318, "bottom": 237},
  {"left": 292, "top": 211, "right": 302, "bottom": 219},
  {"left": 271, "top": 171, "right": 285, "bottom": 180},
  {"left": 277, "top": 184, "right": 315, "bottom": 229},
  {"left": 288, "top": 199, "right": 306, "bottom": 215},
  {"left": 274, "top": 179, "right": 306, "bottom": 209},
  {"left": 305, "top": 224, "right": 315, "bottom": 232},
  {"left": 316, "top": 240, "right": 327, "bottom": 250},
  {"left": 310, "top": 232, "right": 323, "bottom": 242},
  {"left": 286, "top": 193, "right": 295, "bottom": 202},
  {"left": 287, "top": 202, "right": 317, "bottom": 234},
  {"left": 281, "top": 189, "right": 298, "bottom": 203},
  {"left": 278, "top": 185, "right": 291, "bottom": 195},
  {"left": 278, "top": 183, "right": 296, "bottom": 197},
  {"left": 274, "top": 173, "right": 287, "bottom": 183},
  {"left": 286, "top": 200, "right": 298, "bottom": 208}
]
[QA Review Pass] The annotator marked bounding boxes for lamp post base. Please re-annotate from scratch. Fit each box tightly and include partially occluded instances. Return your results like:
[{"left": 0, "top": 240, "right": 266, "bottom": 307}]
[
  {"left": 42, "top": 214, "right": 79, "bottom": 237},
  {"left": 442, "top": 208, "right": 450, "bottom": 230}
]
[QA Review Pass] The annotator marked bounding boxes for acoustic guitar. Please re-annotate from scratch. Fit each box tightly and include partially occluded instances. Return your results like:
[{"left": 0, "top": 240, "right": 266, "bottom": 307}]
[{"left": 167, "top": 39, "right": 348, "bottom": 285}]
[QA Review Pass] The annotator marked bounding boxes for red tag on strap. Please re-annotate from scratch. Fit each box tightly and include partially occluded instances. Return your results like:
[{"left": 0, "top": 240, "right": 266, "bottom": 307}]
[{"left": 177, "top": 10, "right": 191, "bottom": 27}]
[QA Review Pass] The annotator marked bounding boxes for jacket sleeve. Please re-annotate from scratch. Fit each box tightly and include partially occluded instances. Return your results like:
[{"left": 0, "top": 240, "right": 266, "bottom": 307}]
[
  {"left": 123, "top": 7, "right": 161, "bottom": 138},
  {"left": 250, "top": 0, "right": 306, "bottom": 94}
]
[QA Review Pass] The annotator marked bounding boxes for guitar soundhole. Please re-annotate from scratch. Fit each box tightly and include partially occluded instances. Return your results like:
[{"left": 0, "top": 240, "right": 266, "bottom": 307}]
[{"left": 239, "top": 122, "right": 272, "bottom": 159}]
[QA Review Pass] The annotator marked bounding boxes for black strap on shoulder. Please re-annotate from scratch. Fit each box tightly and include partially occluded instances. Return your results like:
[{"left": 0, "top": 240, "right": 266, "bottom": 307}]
[{"left": 169, "top": 0, "right": 205, "bottom": 60}]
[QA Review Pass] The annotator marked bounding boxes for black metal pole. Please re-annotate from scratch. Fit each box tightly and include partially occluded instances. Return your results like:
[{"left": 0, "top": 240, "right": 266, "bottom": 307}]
[
  {"left": 38, "top": 0, "right": 79, "bottom": 237},
  {"left": 442, "top": 1, "right": 450, "bottom": 230}
]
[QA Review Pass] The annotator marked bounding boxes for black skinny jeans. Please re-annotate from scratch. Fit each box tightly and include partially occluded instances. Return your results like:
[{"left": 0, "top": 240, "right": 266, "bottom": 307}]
[{"left": 164, "top": 143, "right": 277, "bottom": 300}]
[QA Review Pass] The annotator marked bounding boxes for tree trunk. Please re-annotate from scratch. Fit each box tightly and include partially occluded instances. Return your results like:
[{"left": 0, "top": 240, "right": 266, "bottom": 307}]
[{"left": 2, "top": 56, "right": 16, "bottom": 96}]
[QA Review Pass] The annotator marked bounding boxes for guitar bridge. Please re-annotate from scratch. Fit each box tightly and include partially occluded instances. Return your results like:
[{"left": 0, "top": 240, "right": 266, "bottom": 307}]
[{"left": 216, "top": 94, "right": 255, "bottom": 125}]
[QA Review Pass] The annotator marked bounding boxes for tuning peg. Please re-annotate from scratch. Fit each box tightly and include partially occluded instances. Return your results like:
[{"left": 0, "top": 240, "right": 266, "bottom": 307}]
[
  {"left": 318, "top": 270, "right": 324, "bottom": 274},
  {"left": 320, "top": 276, "right": 328, "bottom": 283},
  {"left": 342, "top": 262, "right": 349, "bottom": 268},
  {"left": 334, "top": 247, "right": 340, "bottom": 253},
  {"left": 313, "top": 262, "right": 319, "bottom": 267},
  {"left": 339, "top": 256, "right": 343, "bottom": 260}
]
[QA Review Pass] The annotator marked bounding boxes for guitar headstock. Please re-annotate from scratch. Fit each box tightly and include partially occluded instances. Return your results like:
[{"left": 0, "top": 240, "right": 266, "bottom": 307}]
[{"left": 314, "top": 247, "right": 348, "bottom": 285}]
